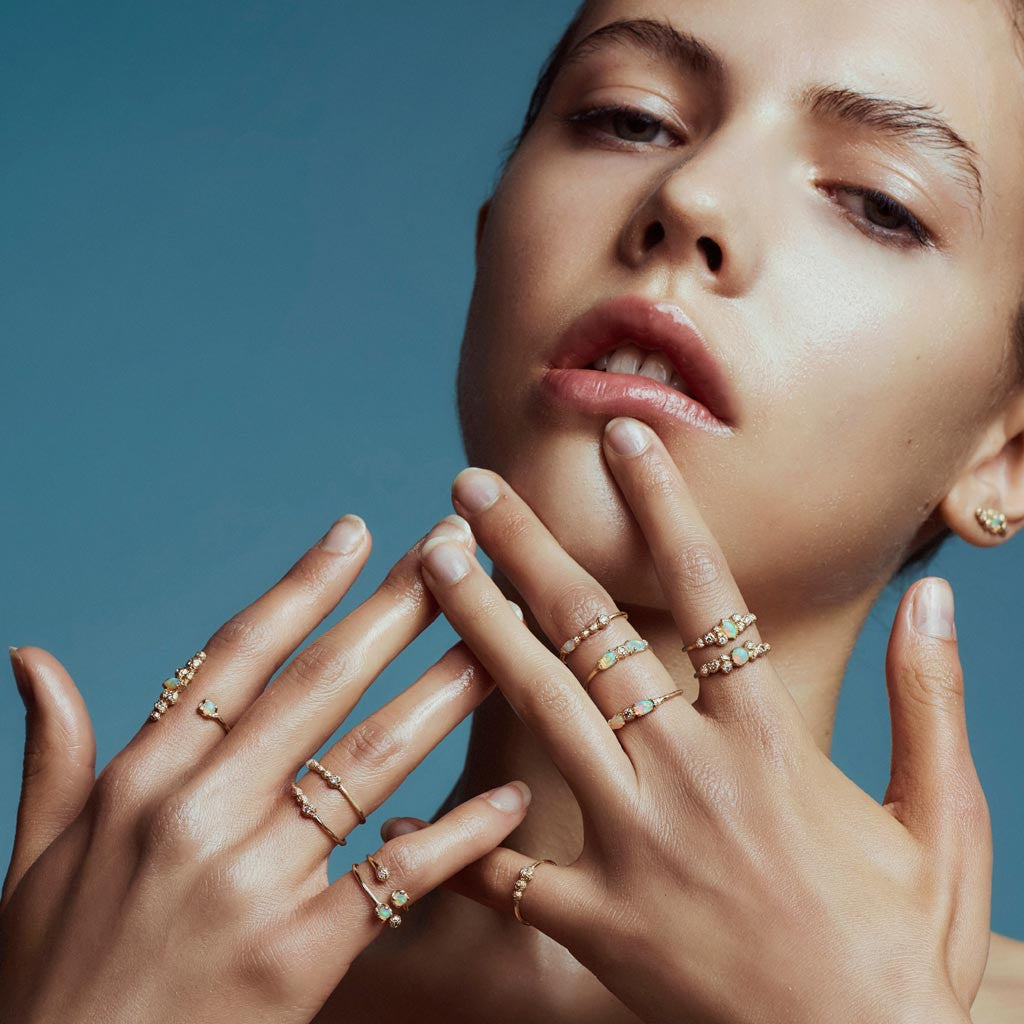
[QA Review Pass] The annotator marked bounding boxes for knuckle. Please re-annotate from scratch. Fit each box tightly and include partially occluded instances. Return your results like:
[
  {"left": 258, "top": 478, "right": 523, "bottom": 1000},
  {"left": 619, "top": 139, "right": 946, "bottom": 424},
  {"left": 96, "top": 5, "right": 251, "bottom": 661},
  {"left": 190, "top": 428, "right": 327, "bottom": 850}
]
[
  {"left": 207, "top": 612, "right": 275, "bottom": 662},
  {"left": 520, "top": 668, "right": 576, "bottom": 722},
  {"left": 378, "top": 837, "right": 428, "bottom": 878},
  {"left": 904, "top": 649, "right": 964, "bottom": 709},
  {"left": 92, "top": 755, "right": 149, "bottom": 823},
  {"left": 235, "top": 930, "right": 308, "bottom": 1004},
  {"left": 665, "top": 540, "right": 727, "bottom": 598},
  {"left": 139, "top": 790, "right": 217, "bottom": 861},
  {"left": 547, "top": 581, "right": 607, "bottom": 637},
  {"left": 378, "top": 559, "right": 425, "bottom": 608},
  {"left": 287, "top": 640, "right": 358, "bottom": 691},
  {"left": 335, "top": 716, "right": 401, "bottom": 776},
  {"left": 283, "top": 549, "right": 339, "bottom": 595}
]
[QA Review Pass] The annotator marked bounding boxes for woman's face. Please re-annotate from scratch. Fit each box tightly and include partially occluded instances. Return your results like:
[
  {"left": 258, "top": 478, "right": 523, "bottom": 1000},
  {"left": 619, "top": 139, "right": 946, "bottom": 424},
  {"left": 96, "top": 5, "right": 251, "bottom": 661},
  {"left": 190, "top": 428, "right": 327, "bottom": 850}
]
[{"left": 457, "top": 0, "right": 1024, "bottom": 614}]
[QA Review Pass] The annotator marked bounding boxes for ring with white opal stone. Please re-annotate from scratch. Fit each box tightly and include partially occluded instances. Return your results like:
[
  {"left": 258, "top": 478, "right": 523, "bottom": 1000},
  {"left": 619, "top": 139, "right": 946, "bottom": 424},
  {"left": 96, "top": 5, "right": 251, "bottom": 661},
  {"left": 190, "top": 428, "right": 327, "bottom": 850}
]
[
  {"left": 682, "top": 612, "right": 757, "bottom": 653},
  {"left": 351, "top": 862, "right": 406, "bottom": 928},
  {"left": 195, "top": 697, "right": 230, "bottom": 733},
  {"left": 513, "top": 858, "right": 556, "bottom": 927},
  {"left": 583, "top": 637, "right": 651, "bottom": 693},
  {"left": 147, "top": 649, "right": 207, "bottom": 723},
  {"left": 305, "top": 757, "right": 367, "bottom": 824},
  {"left": 693, "top": 639, "right": 772, "bottom": 679},
  {"left": 559, "top": 610, "right": 629, "bottom": 661},
  {"left": 364, "top": 854, "right": 411, "bottom": 911},
  {"left": 291, "top": 782, "right": 346, "bottom": 846},
  {"left": 607, "top": 688, "right": 686, "bottom": 731}
]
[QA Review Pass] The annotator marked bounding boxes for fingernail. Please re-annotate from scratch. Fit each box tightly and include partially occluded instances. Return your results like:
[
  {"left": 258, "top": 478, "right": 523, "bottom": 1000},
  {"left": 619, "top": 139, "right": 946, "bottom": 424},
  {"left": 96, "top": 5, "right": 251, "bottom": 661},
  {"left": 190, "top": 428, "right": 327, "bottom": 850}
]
[
  {"left": 8, "top": 647, "right": 30, "bottom": 707},
  {"left": 424, "top": 515, "right": 474, "bottom": 548},
  {"left": 913, "top": 578, "right": 956, "bottom": 640},
  {"left": 320, "top": 514, "right": 366, "bottom": 555},
  {"left": 381, "top": 817, "right": 424, "bottom": 840},
  {"left": 452, "top": 468, "right": 500, "bottom": 514},
  {"left": 421, "top": 538, "right": 471, "bottom": 584},
  {"left": 485, "top": 780, "right": 531, "bottom": 812},
  {"left": 508, "top": 600, "right": 524, "bottom": 622},
  {"left": 605, "top": 417, "right": 650, "bottom": 456}
]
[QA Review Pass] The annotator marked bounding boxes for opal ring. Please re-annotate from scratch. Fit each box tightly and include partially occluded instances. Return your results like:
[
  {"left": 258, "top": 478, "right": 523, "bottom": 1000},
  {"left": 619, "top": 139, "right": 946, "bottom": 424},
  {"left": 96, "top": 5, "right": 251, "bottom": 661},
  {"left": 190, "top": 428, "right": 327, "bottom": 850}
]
[
  {"left": 305, "top": 757, "right": 367, "bottom": 824},
  {"left": 148, "top": 649, "right": 207, "bottom": 723},
  {"left": 584, "top": 638, "right": 650, "bottom": 693},
  {"left": 291, "top": 783, "right": 346, "bottom": 846},
  {"left": 682, "top": 613, "right": 757, "bottom": 653},
  {"left": 364, "top": 854, "right": 410, "bottom": 910},
  {"left": 196, "top": 698, "right": 230, "bottom": 733},
  {"left": 351, "top": 862, "right": 407, "bottom": 928},
  {"left": 608, "top": 688, "right": 686, "bottom": 730},
  {"left": 694, "top": 639, "right": 772, "bottom": 679},
  {"left": 559, "top": 611, "right": 629, "bottom": 661},
  {"left": 513, "top": 858, "right": 556, "bottom": 927}
]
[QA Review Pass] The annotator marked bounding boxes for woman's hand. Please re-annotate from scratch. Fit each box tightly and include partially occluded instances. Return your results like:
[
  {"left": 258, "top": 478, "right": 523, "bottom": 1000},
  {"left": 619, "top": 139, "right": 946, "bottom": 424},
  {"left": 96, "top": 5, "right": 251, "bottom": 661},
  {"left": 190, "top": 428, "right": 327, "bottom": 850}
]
[
  {"left": 399, "top": 416, "right": 991, "bottom": 1024},
  {"left": 0, "top": 514, "right": 531, "bottom": 1024}
]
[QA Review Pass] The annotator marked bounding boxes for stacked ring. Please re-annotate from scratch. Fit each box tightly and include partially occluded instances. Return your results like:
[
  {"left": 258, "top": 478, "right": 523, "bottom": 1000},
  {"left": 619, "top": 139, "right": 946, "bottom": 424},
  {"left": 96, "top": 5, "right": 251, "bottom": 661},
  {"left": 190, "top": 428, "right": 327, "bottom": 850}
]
[
  {"left": 559, "top": 611, "right": 629, "bottom": 660},
  {"left": 291, "top": 782, "right": 346, "bottom": 846},
  {"left": 584, "top": 638, "right": 650, "bottom": 692},
  {"left": 513, "top": 858, "right": 556, "bottom": 927},
  {"left": 351, "top": 861, "right": 408, "bottom": 928},
  {"left": 148, "top": 649, "right": 207, "bottom": 723},
  {"left": 305, "top": 758, "right": 367, "bottom": 825},
  {"left": 607, "top": 688, "right": 686, "bottom": 730},
  {"left": 682, "top": 613, "right": 757, "bottom": 653},
  {"left": 694, "top": 639, "right": 772, "bottom": 679}
]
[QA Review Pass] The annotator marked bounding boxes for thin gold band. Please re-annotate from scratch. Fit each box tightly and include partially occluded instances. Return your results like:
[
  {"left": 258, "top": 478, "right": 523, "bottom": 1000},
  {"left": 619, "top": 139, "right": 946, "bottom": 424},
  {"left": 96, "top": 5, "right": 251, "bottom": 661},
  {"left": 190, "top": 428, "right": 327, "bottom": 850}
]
[
  {"left": 513, "top": 858, "right": 555, "bottom": 926},
  {"left": 559, "top": 611, "right": 629, "bottom": 660},
  {"left": 291, "top": 783, "right": 346, "bottom": 846},
  {"left": 584, "top": 638, "right": 650, "bottom": 692},
  {"left": 305, "top": 758, "right": 367, "bottom": 824},
  {"left": 195, "top": 698, "right": 230, "bottom": 733},
  {"left": 607, "top": 688, "right": 686, "bottom": 730}
]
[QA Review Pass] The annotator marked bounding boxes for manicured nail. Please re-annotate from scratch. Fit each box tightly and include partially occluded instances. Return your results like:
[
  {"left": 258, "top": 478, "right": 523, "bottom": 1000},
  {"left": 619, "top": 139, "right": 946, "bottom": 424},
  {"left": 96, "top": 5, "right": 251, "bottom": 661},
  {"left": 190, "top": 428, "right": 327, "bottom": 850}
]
[
  {"left": 452, "top": 468, "right": 500, "bottom": 514},
  {"left": 913, "top": 578, "right": 956, "bottom": 640},
  {"left": 421, "top": 538, "right": 471, "bottom": 584},
  {"left": 485, "top": 780, "right": 531, "bottom": 812},
  {"left": 508, "top": 600, "right": 524, "bottom": 622},
  {"left": 605, "top": 417, "right": 650, "bottom": 456},
  {"left": 424, "top": 515, "right": 474, "bottom": 548},
  {"left": 320, "top": 514, "right": 366, "bottom": 555},
  {"left": 381, "top": 817, "right": 424, "bottom": 840}
]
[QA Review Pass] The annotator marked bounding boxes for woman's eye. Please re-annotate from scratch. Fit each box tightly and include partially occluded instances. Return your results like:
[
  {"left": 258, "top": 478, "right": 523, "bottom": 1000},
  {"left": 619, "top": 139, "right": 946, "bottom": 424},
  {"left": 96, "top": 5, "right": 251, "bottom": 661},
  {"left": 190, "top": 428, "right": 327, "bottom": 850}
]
[
  {"left": 560, "top": 103, "right": 684, "bottom": 149},
  {"left": 825, "top": 184, "right": 933, "bottom": 249}
]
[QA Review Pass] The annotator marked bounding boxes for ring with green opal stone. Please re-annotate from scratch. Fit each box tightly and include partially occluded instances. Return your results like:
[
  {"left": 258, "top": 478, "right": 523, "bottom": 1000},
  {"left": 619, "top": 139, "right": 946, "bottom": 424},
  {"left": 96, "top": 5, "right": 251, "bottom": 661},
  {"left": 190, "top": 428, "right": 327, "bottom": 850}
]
[
  {"left": 583, "top": 637, "right": 651, "bottom": 692},
  {"left": 682, "top": 613, "right": 757, "bottom": 653},
  {"left": 305, "top": 757, "right": 367, "bottom": 824},
  {"left": 607, "top": 688, "right": 687, "bottom": 731},
  {"left": 291, "top": 782, "right": 346, "bottom": 847},
  {"left": 351, "top": 862, "right": 406, "bottom": 929},
  {"left": 559, "top": 610, "right": 629, "bottom": 661},
  {"left": 513, "top": 858, "right": 557, "bottom": 927},
  {"left": 147, "top": 649, "right": 207, "bottom": 723},
  {"left": 694, "top": 639, "right": 772, "bottom": 679},
  {"left": 365, "top": 854, "right": 410, "bottom": 909},
  {"left": 195, "top": 697, "right": 230, "bottom": 733}
]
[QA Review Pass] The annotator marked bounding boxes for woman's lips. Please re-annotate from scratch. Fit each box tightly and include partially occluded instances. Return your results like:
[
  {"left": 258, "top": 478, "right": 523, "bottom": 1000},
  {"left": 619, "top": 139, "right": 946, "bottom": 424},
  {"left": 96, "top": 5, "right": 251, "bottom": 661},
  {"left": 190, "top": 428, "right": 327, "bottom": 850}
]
[{"left": 539, "top": 366, "right": 735, "bottom": 437}]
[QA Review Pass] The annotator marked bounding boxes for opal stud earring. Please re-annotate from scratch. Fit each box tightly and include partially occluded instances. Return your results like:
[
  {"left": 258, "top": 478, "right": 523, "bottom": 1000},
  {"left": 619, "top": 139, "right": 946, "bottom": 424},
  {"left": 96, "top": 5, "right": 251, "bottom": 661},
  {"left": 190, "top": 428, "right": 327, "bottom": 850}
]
[{"left": 975, "top": 507, "right": 1008, "bottom": 537}]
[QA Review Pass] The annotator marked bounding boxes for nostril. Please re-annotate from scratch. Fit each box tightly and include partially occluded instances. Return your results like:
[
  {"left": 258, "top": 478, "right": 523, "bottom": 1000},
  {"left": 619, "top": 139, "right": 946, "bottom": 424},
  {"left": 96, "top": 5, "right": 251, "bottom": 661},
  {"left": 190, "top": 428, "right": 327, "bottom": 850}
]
[
  {"left": 698, "top": 236, "right": 723, "bottom": 271},
  {"left": 642, "top": 221, "right": 665, "bottom": 248}
]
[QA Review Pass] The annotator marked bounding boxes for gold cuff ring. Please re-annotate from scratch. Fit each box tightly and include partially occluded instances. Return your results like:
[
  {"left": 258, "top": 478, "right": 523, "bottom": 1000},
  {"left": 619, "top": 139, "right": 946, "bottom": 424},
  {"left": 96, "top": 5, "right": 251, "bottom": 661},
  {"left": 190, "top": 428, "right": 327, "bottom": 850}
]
[
  {"left": 305, "top": 758, "right": 367, "bottom": 825},
  {"left": 291, "top": 783, "right": 346, "bottom": 846},
  {"left": 196, "top": 698, "right": 230, "bottom": 733},
  {"left": 351, "top": 861, "right": 408, "bottom": 928}
]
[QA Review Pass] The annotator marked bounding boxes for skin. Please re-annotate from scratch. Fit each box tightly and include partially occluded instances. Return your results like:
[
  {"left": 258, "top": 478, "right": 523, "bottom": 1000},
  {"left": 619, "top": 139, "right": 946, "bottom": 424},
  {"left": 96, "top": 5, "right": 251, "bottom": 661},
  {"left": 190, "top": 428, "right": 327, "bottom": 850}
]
[
  {"left": 4, "top": 0, "right": 1024, "bottom": 1022},
  {"left": 323, "top": 0, "right": 1024, "bottom": 1020}
]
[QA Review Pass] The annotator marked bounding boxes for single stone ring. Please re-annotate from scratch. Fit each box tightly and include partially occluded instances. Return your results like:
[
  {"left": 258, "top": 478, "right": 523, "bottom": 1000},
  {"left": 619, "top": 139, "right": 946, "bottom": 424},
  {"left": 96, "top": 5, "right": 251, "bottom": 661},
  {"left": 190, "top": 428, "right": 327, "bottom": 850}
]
[{"left": 196, "top": 697, "right": 230, "bottom": 733}]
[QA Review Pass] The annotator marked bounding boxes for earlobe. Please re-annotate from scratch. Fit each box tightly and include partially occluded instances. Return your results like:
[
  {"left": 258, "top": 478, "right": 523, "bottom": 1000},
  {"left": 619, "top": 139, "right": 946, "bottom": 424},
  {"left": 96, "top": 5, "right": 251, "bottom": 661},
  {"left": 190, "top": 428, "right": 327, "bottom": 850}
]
[
  {"left": 938, "top": 395, "right": 1024, "bottom": 547},
  {"left": 475, "top": 197, "right": 492, "bottom": 267}
]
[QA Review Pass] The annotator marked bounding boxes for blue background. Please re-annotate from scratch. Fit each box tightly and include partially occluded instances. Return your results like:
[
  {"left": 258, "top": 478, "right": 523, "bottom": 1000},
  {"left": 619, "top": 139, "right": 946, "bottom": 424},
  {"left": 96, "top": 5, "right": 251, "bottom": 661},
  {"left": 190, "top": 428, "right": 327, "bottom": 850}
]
[{"left": 2, "top": 1, "right": 1020, "bottom": 938}]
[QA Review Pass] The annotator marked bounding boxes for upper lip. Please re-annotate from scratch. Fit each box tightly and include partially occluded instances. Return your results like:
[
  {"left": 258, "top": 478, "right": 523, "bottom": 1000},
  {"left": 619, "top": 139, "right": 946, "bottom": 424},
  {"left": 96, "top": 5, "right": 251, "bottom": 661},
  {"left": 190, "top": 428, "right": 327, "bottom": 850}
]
[{"left": 549, "top": 293, "right": 737, "bottom": 426}]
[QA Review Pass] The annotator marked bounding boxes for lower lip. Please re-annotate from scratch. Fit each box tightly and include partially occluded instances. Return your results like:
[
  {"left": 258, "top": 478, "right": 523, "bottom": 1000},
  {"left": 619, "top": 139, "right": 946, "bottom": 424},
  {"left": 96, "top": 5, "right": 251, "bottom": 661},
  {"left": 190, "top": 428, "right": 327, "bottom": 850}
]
[{"left": 539, "top": 368, "right": 733, "bottom": 436}]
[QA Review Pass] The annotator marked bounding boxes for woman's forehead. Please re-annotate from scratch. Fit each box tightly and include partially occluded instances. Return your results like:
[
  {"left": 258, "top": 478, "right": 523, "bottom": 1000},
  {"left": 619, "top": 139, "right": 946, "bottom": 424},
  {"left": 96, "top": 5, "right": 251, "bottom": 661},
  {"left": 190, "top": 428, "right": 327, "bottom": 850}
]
[{"left": 572, "top": 0, "right": 1024, "bottom": 225}]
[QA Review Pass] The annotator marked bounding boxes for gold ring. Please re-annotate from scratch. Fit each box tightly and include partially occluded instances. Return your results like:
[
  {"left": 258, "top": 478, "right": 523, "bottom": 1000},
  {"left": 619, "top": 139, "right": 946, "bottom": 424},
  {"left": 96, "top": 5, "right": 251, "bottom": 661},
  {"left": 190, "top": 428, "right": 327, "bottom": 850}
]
[
  {"left": 148, "top": 649, "right": 207, "bottom": 722},
  {"left": 682, "top": 613, "right": 757, "bottom": 653},
  {"left": 559, "top": 611, "right": 629, "bottom": 660},
  {"left": 195, "top": 698, "right": 230, "bottom": 733},
  {"left": 694, "top": 640, "right": 771, "bottom": 678},
  {"left": 291, "top": 783, "right": 346, "bottom": 846},
  {"left": 351, "top": 862, "right": 404, "bottom": 928},
  {"left": 608, "top": 688, "right": 686, "bottom": 730},
  {"left": 366, "top": 853, "right": 390, "bottom": 881},
  {"left": 584, "top": 638, "right": 650, "bottom": 692},
  {"left": 364, "top": 853, "right": 410, "bottom": 910},
  {"left": 513, "top": 858, "right": 555, "bottom": 927},
  {"left": 305, "top": 758, "right": 367, "bottom": 825}
]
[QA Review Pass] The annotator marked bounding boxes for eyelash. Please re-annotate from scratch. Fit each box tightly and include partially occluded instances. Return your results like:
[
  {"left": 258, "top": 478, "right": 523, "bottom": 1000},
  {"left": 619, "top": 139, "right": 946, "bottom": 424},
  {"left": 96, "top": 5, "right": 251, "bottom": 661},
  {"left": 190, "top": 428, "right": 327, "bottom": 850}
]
[{"left": 560, "top": 103, "right": 934, "bottom": 250}]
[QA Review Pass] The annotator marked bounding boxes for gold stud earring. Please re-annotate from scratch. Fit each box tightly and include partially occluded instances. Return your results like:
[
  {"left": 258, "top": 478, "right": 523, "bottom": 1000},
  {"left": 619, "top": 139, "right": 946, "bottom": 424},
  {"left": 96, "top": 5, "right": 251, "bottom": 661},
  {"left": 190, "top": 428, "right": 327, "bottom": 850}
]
[{"left": 975, "top": 507, "right": 1008, "bottom": 537}]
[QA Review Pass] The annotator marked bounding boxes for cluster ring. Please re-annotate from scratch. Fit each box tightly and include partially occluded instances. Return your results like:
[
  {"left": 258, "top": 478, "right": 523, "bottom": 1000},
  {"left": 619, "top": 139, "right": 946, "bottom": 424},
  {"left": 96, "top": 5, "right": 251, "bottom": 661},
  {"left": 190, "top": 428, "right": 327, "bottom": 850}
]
[
  {"left": 693, "top": 639, "right": 771, "bottom": 679},
  {"left": 148, "top": 649, "right": 207, "bottom": 723},
  {"left": 291, "top": 782, "right": 346, "bottom": 846},
  {"left": 559, "top": 611, "right": 629, "bottom": 661},
  {"left": 584, "top": 638, "right": 650, "bottom": 693},
  {"left": 683, "top": 613, "right": 757, "bottom": 653},
  {"left": 608, "top": 688, "right": 686, "bottom": 730},
  {"left": 512, "top": 858, "right": 556, "bottom": 927}
]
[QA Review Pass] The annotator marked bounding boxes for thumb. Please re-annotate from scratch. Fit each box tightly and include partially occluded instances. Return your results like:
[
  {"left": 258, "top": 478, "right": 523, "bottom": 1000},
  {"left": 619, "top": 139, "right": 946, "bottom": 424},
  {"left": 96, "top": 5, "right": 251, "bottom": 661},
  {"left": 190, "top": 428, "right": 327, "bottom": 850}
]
[
  {"left": 882, "top": 578, "right": 988, "bottom": 851},
  {"left": 2, "top": 645, "right": 97, "bottom": 907}
]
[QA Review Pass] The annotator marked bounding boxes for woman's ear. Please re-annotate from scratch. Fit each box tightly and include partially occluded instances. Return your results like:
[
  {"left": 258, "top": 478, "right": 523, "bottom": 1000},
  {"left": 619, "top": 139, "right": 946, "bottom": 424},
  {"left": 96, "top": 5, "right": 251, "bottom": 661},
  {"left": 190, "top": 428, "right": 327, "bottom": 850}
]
[
  {"left": 939, "top": 389, "right": 1024, "bottom": 546},
  {"left": 475, "top": 197, "right": 492, "bottom": 267}
]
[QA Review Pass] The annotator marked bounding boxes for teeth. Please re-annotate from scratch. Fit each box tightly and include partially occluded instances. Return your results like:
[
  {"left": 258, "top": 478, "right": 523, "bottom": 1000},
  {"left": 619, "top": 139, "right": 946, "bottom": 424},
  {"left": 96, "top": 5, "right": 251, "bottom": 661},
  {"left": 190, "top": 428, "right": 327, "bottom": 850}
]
[{"left": 590, "top": 343, "right": 690, "bottom": 394}]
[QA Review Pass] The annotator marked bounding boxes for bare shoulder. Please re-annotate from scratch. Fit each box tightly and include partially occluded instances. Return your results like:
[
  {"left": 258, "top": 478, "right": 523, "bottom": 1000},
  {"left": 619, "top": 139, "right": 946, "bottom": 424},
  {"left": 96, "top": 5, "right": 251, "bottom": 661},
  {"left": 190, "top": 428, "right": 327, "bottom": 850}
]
[{"left": 971, "top": 932, "right": 1024, "bottom": 1024}]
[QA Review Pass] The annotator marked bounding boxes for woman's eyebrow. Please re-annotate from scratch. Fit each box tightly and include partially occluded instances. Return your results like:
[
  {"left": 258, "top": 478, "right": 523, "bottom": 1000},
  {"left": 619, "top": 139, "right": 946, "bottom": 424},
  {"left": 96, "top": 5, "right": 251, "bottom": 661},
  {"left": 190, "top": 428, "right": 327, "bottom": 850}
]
[{"left": 560, "top": 17, "right": 985, "bottom": 220}]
